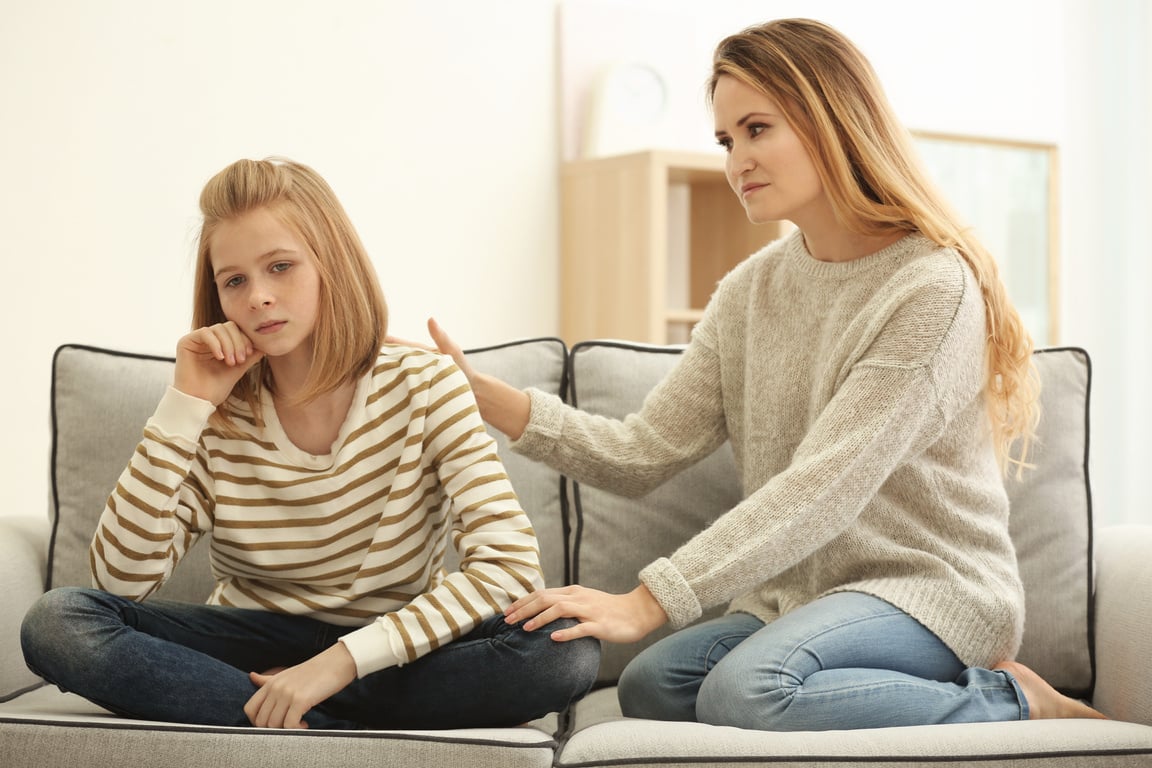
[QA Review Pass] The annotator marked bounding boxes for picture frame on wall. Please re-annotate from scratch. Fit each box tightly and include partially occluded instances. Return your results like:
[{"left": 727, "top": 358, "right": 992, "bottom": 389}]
[{"left": 912, "top": 131, "right": 1060, "bottom": 345}]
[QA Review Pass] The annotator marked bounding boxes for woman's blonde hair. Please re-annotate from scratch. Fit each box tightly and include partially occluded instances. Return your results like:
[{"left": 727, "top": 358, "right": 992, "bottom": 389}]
[
  {"left": 193, "top": 157, "right": 388, "bottom": 428},
  {"left": 710, "top": 18, "right": 1039, "bottom": 473}
]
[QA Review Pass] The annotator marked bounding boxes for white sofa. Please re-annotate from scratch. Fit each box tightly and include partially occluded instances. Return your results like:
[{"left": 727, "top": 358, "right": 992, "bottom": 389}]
[{"left": 2, "top": 340, "right": 1150, "bottom": 767}]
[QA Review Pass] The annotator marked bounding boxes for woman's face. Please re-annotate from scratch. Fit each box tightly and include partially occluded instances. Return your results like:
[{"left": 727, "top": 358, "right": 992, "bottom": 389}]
[
  {"left": 713, "top": 74, "right": 826, "bottom": 228},
  {"left": 208, "top": 206, "right": 322, "bottom": 365}
]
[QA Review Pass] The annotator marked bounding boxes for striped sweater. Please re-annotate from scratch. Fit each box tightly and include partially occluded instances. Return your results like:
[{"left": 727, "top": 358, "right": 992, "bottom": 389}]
[{"left": 90, "top": 344, "right": 544, "bottom": 677}]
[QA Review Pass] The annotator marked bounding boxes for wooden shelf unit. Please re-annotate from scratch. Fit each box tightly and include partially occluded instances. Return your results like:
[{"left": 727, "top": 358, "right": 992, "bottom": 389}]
[{"left": 559, "top": 150, "right": 785, "bottom": 345}]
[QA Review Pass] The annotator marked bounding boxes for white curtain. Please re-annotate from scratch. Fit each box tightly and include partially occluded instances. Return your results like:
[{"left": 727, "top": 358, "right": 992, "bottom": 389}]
[{"left": 1061, "top": 0, "right": 1152, "bottom": 525}]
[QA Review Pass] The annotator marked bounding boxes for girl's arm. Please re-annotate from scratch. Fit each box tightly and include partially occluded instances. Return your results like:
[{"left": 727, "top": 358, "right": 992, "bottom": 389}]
[
  {"left": 91, "top": 324, "right": 263, "bottom": 598},
  {"left": 91, "top": 386, "right": 216, "bottom": 598},
  {"left": 335, "top": 357, "right": 546, "bottom": 678}
]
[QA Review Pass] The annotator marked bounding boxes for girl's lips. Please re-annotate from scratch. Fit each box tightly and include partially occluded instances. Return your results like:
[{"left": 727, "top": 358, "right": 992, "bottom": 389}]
[{"left": 256, "top": 321, "right": 286, "bottom": 334}]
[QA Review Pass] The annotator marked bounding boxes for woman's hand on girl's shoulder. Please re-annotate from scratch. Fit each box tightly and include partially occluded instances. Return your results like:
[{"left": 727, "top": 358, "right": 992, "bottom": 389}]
[
  {"left": 385, "top": 317, "right": 478, "bottom": 384},
  {"left": 174, "top": 322, "right": 264, "bottom": 405}
]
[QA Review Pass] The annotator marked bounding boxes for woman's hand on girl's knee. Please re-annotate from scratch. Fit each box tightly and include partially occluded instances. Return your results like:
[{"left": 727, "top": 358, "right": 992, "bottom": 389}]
[{"left": 505, "top": 584, "right": 668, "bottom": 645}]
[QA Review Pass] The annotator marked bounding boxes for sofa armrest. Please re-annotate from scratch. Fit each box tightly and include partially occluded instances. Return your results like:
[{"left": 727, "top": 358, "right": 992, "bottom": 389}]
[
  {"left": 0, "top": 515, "right": 49, "bottom": 700},
  {"left": 1092, "top": 524, "right": 1152, "bottom": 724}
]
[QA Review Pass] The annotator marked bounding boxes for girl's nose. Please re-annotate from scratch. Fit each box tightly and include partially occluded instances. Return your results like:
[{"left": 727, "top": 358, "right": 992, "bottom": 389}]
[{"left": 249, "top": 288, "right": 274, "bottom": 309}]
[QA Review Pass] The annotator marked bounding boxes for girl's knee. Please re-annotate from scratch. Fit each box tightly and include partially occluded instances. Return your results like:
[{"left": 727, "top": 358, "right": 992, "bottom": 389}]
[
  {"left": 524, "top": 619, "right": 602, "bottom": 702},
  {"left": 21, "top": 587, "right": 112, "bottom": 658},
  {"left": 22, "top": 588, "right": 86, "bottom": 640},
  {"left": 20, "top": 587, "right": 91, "bottom": 675}
]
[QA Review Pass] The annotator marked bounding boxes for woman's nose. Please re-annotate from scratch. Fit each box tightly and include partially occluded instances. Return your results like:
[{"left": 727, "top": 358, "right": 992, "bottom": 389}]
[{"left": 730, "top": 143, "right": 755, "bottom": 174}]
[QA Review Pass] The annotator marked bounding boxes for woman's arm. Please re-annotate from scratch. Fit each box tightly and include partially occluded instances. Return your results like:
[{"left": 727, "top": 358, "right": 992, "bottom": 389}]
[
  {"left": 426, "top": 317, "right": 531, "bottom": 439},
  {"left": 427, "top": 318, "right": 729, "bottom": 498}
]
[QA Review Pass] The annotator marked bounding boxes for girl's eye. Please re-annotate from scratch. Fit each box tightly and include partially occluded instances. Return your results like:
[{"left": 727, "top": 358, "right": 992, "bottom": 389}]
[
  {"left": 223, "top": 275, "right": 245, "bottom": 289},
  {"left": 271, "top": 262, "right": 291, "bottom": 274}
]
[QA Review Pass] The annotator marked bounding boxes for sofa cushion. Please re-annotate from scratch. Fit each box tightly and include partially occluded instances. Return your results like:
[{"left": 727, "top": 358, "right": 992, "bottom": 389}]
[
  {"left": 1005, "top": 347, "right": 1094, "bottom": 696},
  {"left": 49, "top": 345, "right": 215, "bottom": 602},
  {"left": 565, "top": 342, "right": 1094, "bottom": 695},
  {"left": 47, "top": 338, "right": 570, "bottom": 606},
  {"left": 565, "top": 342, "right": 742, "bottom": 683},
  {"left": 454, "top": 338, "right": 570, "bottom": 589},
  {"left": 558, "top": 688, "right": 1152, "bottom": 768},
  {"left": 0, "top": 687, "right": 558, "bottom": 768}
]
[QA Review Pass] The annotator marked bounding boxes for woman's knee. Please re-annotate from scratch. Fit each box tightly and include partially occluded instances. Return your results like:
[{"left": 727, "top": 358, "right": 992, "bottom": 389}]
[
  {"left": 617, "top": 643, "right": 695, "bottom": 720},
  {"left": 695, "top": 655, "right": 792, "bottom": 730}
]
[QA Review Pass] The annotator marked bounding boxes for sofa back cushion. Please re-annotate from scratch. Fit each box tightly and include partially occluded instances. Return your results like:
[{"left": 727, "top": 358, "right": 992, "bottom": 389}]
[
  {"left": 452, "top": 338, "right": 570, "bottom": 589},
  {"left": 47, "top": 339, "right": 570, "bottom": 606},
  {"left": 566, "top": 342, "right": 1094, "bottom": 696},
  {"left": 49, "top": 345, "right": 216, "bottom": 601},
  {"left": 566, "top": 342, "right": 743, "bottom": 683},
  {"left": 1005, "top": 347, "right": 1094, "bottom": 696}
]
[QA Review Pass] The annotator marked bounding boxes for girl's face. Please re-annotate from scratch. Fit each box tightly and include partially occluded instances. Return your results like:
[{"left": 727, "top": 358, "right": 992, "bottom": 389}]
[
  {"left": 713, "top": 74, "right": 827, "bottom": 228},
  {"left": 209, "top": 207, "right": 321, "bottom": 365}
]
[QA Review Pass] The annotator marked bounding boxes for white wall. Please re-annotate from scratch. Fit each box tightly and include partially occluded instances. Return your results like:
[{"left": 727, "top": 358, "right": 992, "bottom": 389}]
[
  {"left": 1, "top": 0, "right": 560, "bottom": 520},
  {"left": 3, "top": 0, "right": 1147, "bottom": 527}
]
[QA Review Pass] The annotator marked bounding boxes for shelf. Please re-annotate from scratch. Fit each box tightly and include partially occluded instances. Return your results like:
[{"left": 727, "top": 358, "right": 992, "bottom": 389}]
[{"left": 560, "top": 150, "right": 783, "bottom": 344}]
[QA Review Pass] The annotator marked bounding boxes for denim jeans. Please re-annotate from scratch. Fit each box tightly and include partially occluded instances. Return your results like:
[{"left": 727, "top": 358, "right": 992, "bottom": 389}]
[
  {"left": 618, "top": 591, "right": 1027, "bottom": 731},
  {"left": 21, "top": 587, "right": 600, "bottom": 730}
]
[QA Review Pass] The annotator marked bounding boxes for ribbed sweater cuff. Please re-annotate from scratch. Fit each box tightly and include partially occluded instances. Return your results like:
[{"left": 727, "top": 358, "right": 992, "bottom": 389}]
[
  {"left": 509, "top": 388, "right": 565, "bottom": 459},
  {"left": 150, "top": 386, "right": 216, "bottom": 443},
  {"left": 639, "top": 558, "right": 702, "bottom": 629},
  {"left": 338, "top": 621, "right": 409, "bottom": 678}
]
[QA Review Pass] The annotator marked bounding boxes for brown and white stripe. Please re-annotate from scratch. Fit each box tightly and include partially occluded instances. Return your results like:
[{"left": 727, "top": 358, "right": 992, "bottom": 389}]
[{"left": 91, "top": 345, "right": 543, "bottom": 676}]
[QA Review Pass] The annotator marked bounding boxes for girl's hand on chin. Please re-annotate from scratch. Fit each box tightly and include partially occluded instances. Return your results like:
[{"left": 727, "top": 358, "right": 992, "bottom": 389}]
[{"left": 174, "top": 321, "right": 265, "bottom": 405}]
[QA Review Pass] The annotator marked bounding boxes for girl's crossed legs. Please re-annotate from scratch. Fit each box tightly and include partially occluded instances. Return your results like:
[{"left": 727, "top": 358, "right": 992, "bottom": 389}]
[
  {"left": 21, "top": 586, "right": 600, "bottom": 729},
  {"left": 618, "top": 591, "right": 1028, "bottom": 731}
]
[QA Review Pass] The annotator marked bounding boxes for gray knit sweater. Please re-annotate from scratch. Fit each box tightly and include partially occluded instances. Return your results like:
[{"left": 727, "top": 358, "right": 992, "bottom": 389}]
[{"left": 513, "top": 229, "right": 1024, "bottom": 669}]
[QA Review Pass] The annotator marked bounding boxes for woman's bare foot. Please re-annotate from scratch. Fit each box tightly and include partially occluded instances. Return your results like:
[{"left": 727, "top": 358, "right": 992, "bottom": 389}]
[{"left": 994, "top": 660, "right": 1109, "bottom": 720}]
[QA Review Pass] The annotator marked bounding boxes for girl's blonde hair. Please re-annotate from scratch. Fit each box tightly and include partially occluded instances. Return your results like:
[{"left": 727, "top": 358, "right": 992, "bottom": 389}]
[
  {"left": 193, "top": 157, "right": 388, "bottom": 427},
  {"left": 710, "top": 18, "right": 1039, "bottom": 473}
]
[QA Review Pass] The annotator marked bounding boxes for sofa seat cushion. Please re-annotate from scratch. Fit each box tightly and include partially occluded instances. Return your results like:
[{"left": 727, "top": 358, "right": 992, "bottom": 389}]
[
  {"left": 557, "top": 688, "right": 1152, "bottom": 767},
  {"left": 0, "top": 686, "right": 560, "bottom": 768}
]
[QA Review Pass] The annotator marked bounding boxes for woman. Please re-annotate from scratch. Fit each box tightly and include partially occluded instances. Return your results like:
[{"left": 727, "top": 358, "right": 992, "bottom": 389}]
[
  {"left": 421, "top": 19, "right": 1106, "bottom": 730},
  {"left": 21, "top": 157, "right": 599, "bottom": 730}
]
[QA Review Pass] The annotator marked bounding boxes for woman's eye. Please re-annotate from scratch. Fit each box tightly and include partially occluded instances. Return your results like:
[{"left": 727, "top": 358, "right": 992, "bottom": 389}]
[
  {"left": 748, "top": 123, "right": 767, "bottom": 138},
  {"left": 716, "top": 136, "right": 733, "bottom": 152}
]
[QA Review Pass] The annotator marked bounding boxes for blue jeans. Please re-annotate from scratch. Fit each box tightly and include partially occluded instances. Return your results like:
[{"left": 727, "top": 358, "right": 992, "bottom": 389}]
[
  {"left": 618, "top": 591, "right": 1027, "bottom": 730},
  {"left": 21, "top": 587, "right": 600, "bottom": 729}
]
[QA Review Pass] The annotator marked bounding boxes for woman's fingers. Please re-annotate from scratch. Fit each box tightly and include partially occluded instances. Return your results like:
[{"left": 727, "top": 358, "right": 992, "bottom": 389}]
[
  {"left": 427, "top": 318, "right": 478, "bottom": 379},
  {"left": 506, "top": 585, "right": 668, "bottom": 644}
]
